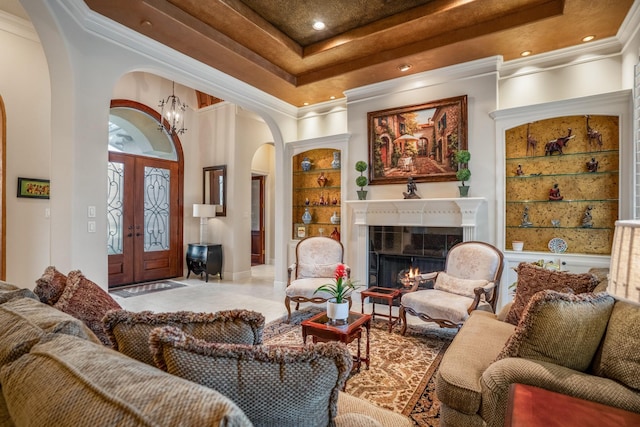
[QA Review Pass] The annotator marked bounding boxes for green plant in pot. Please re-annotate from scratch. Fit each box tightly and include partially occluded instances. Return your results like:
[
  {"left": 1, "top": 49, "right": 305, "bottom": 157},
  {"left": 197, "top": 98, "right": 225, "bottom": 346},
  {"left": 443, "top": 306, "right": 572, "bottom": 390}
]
[
  {"left": 314, "top": 264, "right": 360, "bottom": 323},
  {"left": 454, "top": 150, "right": 471, "bottom": 197},
  {"left": 355, "top": 161, "right": 369, "bottom": 200}
]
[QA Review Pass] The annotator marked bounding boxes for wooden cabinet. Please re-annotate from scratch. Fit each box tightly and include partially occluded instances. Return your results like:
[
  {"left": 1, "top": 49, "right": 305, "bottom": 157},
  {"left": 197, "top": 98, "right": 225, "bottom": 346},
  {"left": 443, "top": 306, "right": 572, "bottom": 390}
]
[
  {"left": 186, "top": 244, "right": 223, "bottom": 282},
  {"left": 292, "top": 148, "right": 341, "bottom": 239},
  {"left": 504, "top": 115, "right": 619, "bottom": 255}
]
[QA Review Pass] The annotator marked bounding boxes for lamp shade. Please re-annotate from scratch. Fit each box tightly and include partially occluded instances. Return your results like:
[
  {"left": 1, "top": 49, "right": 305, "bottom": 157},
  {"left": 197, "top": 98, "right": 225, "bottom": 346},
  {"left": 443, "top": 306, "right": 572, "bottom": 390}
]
[
  {"left": 609, "top": 220, "right": 640, "bottom": 302},
  {"left": 193, "top": 204, "right": 217, "bottom": 218}
]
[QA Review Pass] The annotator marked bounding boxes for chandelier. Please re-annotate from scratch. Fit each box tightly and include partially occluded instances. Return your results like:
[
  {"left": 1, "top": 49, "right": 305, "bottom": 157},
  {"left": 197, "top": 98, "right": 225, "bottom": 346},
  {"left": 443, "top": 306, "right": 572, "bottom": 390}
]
[{"left": 158, "top": 81, "right": 187, "bottom": 135}]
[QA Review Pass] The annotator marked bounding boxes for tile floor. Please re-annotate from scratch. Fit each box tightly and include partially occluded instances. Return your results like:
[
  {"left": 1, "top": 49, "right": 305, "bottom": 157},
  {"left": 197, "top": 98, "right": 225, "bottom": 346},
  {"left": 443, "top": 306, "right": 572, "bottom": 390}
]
[{"left": 110, "top": 264, "right": 422, "bottom": 327}]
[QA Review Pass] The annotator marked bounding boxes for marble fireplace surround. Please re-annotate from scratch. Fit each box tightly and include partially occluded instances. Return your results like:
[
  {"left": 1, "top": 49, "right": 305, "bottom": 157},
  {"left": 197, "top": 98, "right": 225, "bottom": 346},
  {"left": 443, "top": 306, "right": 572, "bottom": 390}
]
[{"left": 346, "top": 198, "right": 488, "bottom": 284}]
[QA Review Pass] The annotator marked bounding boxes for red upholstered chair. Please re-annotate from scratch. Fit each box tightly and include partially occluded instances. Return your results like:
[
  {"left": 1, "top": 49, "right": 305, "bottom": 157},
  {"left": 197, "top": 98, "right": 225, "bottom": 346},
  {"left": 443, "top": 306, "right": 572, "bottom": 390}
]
[
  {"left": 285, "top": 237, "right": 350, "bottom": 322},
  {"left": 399, "top": 241, "right": 504, "bottom": 331}
]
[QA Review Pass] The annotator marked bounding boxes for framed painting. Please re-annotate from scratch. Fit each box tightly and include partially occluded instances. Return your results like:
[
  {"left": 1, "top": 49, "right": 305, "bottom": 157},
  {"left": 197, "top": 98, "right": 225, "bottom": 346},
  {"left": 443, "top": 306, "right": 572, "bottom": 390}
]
[
  {"left": 17, "top": 177, "right": 50, "bottom": 199},
  {"left": 367, "top": 95, "right": 468, "bottom": 184}
]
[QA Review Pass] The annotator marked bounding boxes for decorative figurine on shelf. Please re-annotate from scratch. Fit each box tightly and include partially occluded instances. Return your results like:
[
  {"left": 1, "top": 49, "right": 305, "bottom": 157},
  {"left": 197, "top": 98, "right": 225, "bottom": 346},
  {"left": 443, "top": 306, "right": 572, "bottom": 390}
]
[
  {"left": 317, "top": 172, "right": 328, "bottom": 187},
  {"left": 318, "top": 193, "right": 326, "bottom": 206},
  {"left": 549, "top": 183, "right": 563, "bottom": 201},
  {"left": 551, "top": 219, "right": 561, "bottom": 228},
  {"left": 330, "top": 227, "right": 340, "bottom": 241},
  {"left": 520, "top": 206, "right": 533, "bottom": 227},
  {"left": 304, "top": 197, "right": 310, "bottom": 206},
  {"left": 331, "top": 151, "right": 341, "bottom": 169},
  {"left": 582, "top": 205, "right": 594, "bottom": 228},
  {"left": 585, "top": 115, "right": 603, "bottom": 150},
  {"left": 301, "top": 157, "right": 312, "bottom": 171},
  {"left": 403, "top": 177, "right": 420, "bottom": 199},
  {"left": 526, "top": 123, "right": 538, "bottom": 156},
  {"left": 545, "top": 128, "right": 574, "bottom": 156},
  {"left": 331, "top": 197, "right": 338, "bottom": 205},
  {"left": 586, "top": 157, "right": 599, "bottom": 173},
  {"left": 515, "top": 164, "right": 524, "bottom": 176}
]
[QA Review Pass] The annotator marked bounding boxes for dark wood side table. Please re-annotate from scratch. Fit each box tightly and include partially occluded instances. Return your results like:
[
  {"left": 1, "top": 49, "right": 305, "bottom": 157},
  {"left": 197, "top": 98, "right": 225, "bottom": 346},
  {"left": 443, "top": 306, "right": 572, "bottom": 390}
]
[
  {"left": 301, "top": 311, "right": 371, "bottom": 372},
  {"left": 186, "top": 243, "right": 223, "bottom": 282},
  {"left": 360, "top": 286, "right": 401, "bottom": 332},
  {"left": 505, "top": 383, "right": 640, "bottom": 427}
]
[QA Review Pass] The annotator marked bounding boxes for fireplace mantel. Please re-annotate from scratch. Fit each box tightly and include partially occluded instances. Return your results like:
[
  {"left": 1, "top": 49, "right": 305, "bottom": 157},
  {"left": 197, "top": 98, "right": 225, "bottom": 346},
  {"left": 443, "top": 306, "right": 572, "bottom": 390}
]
[
  {"left": 346, "top": 197, "right": 486, "bottom": 240},
  {"left": 346, "top": 198, "right": 488, "bottom": 284}
]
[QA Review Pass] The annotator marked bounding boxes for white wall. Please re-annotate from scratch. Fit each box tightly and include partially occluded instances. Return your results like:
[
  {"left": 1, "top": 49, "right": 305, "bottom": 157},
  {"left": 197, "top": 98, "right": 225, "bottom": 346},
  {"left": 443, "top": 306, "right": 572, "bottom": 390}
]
[{"left": 0, "top": 11, "right": 50, "bottom": 287}]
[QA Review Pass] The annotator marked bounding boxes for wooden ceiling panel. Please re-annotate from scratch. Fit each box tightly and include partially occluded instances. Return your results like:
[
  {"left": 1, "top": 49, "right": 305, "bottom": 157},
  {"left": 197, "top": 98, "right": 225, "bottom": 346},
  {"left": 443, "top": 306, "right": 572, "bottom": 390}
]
[{"left": 84, "top": 0, "right": 634, "bottom": 106}]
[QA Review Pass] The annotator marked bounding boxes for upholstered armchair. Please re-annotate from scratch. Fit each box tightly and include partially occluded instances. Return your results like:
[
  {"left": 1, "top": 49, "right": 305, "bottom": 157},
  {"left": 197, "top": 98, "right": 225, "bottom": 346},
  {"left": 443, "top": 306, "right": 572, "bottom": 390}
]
[
  {"left": 285, "top": 237, "right": 350, "bottom": 322},
  {"left": 399, "top": 241, "right": 504, "bottom": 331}
]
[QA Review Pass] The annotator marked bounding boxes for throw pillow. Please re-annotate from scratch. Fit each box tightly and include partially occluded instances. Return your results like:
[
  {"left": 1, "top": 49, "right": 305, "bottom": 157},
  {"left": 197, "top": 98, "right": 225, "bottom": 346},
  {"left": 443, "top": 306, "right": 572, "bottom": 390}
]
[
  {"left": 0, "top": 333, "right": 252, "bottom": 426},
  {"left": 297, "top": 262, "right": 341, "bottom": 279},
  {"left": 0, "top": 297, "right": 101, "bottom": 368},
  {"left": 496, "top": 290, "right": 614, "bottom": 372},
  {"left": 53, "top": 270, "right": 121, "bottom": 345},
  {"left": 593, "top": 300, "right": 640, "bottom": 391},
  {"left": 433, "top": 271, "right": 490, "bottom": 299},
  {"left": 504, "top": 263, "right": 598, "bottom": 325},
  {"left": 103, "top": 309, "right": 265, "bottom": 365},
  {"left": 34, "top": 266, "right": 68, "bottom": 305},
  {"left": 150, "top": 326, "right": 352, "bottom": 427}
]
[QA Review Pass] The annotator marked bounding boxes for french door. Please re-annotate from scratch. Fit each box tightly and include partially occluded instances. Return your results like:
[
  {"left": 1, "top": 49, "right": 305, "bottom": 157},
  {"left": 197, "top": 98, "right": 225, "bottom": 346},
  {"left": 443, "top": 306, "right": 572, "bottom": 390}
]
[
  {"left": 251, "top": 175, "right": 265, "bottom": 265},
  {"left": 108, "top": 152, "right": 181, "bottom": 287}
]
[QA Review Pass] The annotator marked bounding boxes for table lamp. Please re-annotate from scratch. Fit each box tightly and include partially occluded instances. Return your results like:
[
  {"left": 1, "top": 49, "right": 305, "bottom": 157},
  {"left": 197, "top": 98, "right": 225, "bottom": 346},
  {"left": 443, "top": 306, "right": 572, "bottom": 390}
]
[
  {"left": 193, "top": 204, "right": 217, "bottom": 244},
  {"left": 608, "top": 219, "right": 640, "bottom": 302}
]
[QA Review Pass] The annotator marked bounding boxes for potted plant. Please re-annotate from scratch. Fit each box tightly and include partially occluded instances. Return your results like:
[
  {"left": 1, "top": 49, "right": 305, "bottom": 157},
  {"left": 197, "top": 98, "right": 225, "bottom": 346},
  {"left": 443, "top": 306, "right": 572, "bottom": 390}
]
[
  {"left": 314, "top": 264, "right": 360, "bottom": 323},
  {"left": 355, "top": 161, "right": 369, "bottom": 200},
  {"left": 454, "top": 150, "right": 471, "bottom": 197}
]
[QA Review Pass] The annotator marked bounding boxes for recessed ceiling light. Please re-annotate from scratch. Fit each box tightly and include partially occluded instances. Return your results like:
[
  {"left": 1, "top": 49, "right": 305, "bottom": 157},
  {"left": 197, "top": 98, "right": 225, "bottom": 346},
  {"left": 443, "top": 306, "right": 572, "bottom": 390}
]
[
  {"left": 303, "top": 102, "right": 309, "bottom": 106},
  {"left": 398, "top": 64, "right": 412, "bottom": 72},
  {"left": 582, "top": 35, "right": 595, "bottom": 42},
  {"left": 312, "top": 21, "right": 326, "bottom": 31},
  {"left": 330, "top": 96, "right": 335, "bottom": 100},
  {"left": 140, "top": 20, "right": 152, "bottom": 28},
  {"left": 520, "top": 50, "right": 532, "bottom": 57}
]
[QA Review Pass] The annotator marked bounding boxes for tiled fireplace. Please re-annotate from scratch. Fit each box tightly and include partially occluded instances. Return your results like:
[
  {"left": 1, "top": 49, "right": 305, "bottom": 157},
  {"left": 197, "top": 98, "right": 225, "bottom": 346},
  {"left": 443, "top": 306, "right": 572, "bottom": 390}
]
[{"left": 346, "top": 198, "right": 488, "bottom": 291}]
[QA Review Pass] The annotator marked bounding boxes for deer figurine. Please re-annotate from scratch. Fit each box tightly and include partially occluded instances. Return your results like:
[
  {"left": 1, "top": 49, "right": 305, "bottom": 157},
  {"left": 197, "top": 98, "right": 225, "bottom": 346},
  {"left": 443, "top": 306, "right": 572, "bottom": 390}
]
[
  {"left": 526, "top": 123, "right": 537, "bottom": 156},
  {"left": 585, "top": 115, "right": 603, "bottom": 149}
]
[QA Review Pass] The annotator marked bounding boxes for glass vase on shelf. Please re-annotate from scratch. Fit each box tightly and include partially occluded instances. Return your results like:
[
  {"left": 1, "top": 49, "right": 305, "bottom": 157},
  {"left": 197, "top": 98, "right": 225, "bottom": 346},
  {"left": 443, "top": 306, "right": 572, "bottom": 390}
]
[{"left": 302, "top": 208, "right": 312, "bottom": 224}]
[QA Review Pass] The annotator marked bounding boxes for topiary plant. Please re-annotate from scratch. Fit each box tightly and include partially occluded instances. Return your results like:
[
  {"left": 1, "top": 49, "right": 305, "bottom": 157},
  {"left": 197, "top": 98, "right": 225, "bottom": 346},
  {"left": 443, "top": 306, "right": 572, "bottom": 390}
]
[
  {"left": 454, "top": 150, "right": 471, "bottom": 186},
  {"left": 355, "top": 161, "right": 369, "bottom": 200}
]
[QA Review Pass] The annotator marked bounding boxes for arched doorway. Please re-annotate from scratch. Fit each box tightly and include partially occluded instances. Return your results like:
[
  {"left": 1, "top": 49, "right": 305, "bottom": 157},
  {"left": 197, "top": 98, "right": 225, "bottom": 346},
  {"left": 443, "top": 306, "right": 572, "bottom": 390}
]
[{"left": 107, "top": 100, "right": 184, "bottom": 288}]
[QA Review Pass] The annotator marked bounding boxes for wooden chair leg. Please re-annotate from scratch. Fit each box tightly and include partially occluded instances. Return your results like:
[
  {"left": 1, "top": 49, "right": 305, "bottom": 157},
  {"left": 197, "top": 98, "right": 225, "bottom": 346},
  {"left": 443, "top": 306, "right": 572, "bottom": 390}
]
[
  {"left": 399, "top": 305, "right": 408, "bottom": 335},
  {"left": 284, "top": 296, "right": 292, "bottom": 323}
]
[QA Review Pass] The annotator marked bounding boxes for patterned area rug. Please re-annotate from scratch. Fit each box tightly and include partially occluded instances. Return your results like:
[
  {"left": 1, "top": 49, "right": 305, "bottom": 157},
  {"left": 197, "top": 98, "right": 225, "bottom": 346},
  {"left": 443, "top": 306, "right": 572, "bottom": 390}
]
[
  {"left": 110, "top": 280, "right": 187, "bottom": 298},
  {"left": 263, "top": 308, "right": 456, "bottom": 426}
]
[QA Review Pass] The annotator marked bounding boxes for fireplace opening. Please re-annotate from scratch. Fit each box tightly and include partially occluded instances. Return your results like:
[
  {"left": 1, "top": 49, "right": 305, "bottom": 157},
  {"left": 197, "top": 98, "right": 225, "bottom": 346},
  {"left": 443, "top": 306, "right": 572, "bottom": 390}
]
[{"left": 368, "top": 226, "right": 463, "bottom": 305}]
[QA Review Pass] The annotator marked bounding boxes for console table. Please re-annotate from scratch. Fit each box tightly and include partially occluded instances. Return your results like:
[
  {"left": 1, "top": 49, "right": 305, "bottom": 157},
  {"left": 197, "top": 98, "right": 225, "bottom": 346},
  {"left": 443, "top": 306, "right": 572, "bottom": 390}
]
[{"left": 186, "top": 243, "right": 223, "bottom": 282}]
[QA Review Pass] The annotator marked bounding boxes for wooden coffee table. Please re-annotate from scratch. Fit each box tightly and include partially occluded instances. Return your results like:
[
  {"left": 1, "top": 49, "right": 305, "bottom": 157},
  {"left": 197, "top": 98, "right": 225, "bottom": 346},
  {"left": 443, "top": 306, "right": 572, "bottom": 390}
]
[
  {"left": 301, "top": 311, "right": 371, "bottom": 371},
  {"left": 360, "top": 286, "right": 402, "bottom": 332}
]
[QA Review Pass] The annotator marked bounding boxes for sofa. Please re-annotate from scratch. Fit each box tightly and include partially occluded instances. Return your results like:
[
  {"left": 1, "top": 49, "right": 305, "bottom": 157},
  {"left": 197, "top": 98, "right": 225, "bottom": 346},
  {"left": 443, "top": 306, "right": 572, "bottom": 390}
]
[
  {"left": 436, "top": 264, "right": 640, "bottom": 427},
  {"left": 0, "top": 271, "right": 411, "bottom": 427}
]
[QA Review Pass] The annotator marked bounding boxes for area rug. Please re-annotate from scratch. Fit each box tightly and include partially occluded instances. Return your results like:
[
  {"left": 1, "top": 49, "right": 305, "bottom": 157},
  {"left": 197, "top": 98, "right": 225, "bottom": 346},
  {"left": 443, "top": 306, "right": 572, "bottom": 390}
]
[
  {"left": 110, "top": 280, "right": 187, "bottom": 298},
  {"left": 262, "top": 308, "right": 456, "bottom": 426}
]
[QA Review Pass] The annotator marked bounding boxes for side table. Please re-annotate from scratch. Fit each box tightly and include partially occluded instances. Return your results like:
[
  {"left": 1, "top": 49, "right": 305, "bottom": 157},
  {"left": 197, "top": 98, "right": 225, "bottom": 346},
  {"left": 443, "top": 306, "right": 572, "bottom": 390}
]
[
  {"left": 360, "top": 286, "right": 401, "bottom": 332},
  {"left": 505, "top": 383, "right": 640, "bottom": 427},
  {"left": 186, "top": 243, "right": 223, "bottom": 282},
  {"left": 301, "top": 311, "right": 371, "bottom": 372}
]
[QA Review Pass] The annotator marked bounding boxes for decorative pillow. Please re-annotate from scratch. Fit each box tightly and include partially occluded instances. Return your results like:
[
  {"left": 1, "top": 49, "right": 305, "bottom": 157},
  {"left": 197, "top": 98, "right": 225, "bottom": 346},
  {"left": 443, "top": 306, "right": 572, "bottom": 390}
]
[
  {"left": 297, "top": 262, "right": 341, "bottom": 279},
  {"left": 150, "top": 326, "right": 352, "bottom": 427},
  {"left": 0, "top": 297, "right": 101, "bottom": 368},
  {"left": 53, "top": 270, "right": 121, "bottom": 346},
  {"left": 34, "top": 266, "right": 68, "bottom": 305},
  {"left": 496, "top": 290, "right": 614, "bottom": 372},
  {"left": 103, "top": 309, "right": 265, "bottom": 365},
  {"left": 0, "top": 333, "right": 252, "bottom": 426},
  {"left": 504, "top": 263, "right": 598, "bottom": 325},
  {"left": 0, "top": 288, "right": 39, "bottom": 305},
  {"left": 593, "top": 300, "right": 640, "bottom": 391},
  {"left": 433, "top": 271, "right": 490, "bottom": 298}
]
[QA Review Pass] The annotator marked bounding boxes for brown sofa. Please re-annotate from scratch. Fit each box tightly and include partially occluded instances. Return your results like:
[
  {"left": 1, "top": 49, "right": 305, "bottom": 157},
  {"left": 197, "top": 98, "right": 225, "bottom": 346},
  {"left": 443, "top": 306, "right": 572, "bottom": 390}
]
[
  {"left": 0, "top": 280, "right": 411, "bottom": 427},
  {"left": 435, "top": 268, "right": 640, "bottom": 427}
]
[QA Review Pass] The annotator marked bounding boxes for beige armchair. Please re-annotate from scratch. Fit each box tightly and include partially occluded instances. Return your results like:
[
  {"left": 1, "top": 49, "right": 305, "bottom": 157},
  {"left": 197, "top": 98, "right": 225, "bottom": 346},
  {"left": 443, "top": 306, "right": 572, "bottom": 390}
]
[
  {"left": 399, "top": 241, "right": 504, "bottom": 331},
  {"left": 285, "top": 237, "right": 350, "bottom": 322}
]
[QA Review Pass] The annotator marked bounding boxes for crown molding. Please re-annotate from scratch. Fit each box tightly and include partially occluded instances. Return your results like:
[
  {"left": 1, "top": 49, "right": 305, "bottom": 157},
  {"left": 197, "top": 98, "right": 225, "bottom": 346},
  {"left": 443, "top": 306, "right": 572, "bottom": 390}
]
[{"left": 0, "top": 9, "right": 38, "bottom": 42}]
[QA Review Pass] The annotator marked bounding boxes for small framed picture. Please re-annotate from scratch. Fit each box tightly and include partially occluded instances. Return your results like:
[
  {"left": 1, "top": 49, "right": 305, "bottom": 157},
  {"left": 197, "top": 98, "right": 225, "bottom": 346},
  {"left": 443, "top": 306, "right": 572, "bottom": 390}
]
[
  {"left": 297, "top": 225, "right": 307, "bottom": 238},
  {"left": 17, "top": 177, "right": 50, "bottom": 199}
]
